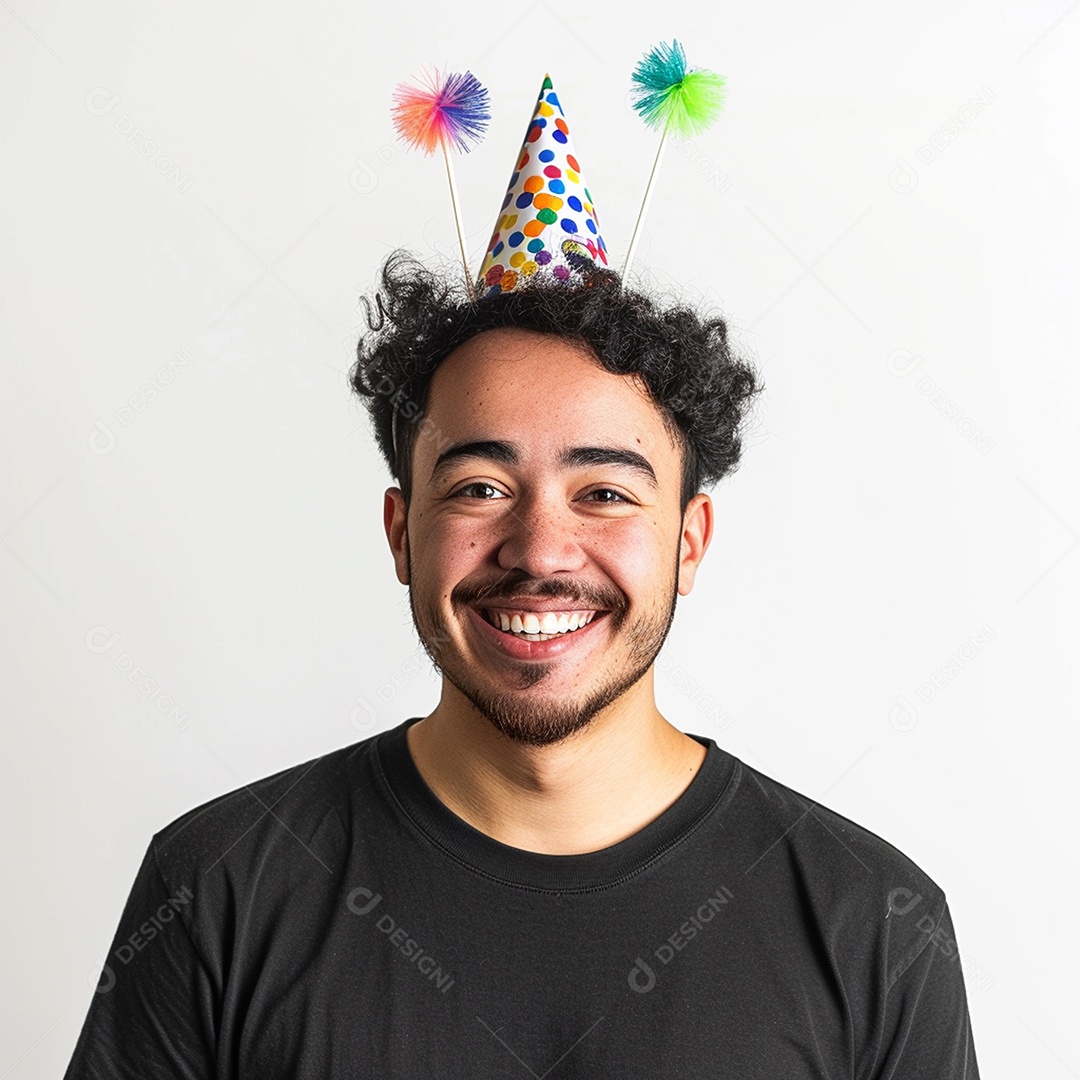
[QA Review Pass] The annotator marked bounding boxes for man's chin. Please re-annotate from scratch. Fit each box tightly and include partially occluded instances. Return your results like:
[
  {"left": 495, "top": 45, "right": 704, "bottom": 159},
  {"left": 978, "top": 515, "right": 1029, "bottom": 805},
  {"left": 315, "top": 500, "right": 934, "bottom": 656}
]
[
  {"left": 443, "top": 657, "right": 656, "bottom": 749},
  {"left": 466, "top": 692, "right": 602, "bottom": 748}
]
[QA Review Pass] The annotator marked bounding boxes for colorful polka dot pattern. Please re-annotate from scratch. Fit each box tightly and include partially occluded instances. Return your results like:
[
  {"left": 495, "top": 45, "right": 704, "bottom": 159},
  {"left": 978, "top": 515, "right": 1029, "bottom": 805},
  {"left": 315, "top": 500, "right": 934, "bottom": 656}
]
[{"left": 476, "top": 74, "right": 608, "bottom": 296}]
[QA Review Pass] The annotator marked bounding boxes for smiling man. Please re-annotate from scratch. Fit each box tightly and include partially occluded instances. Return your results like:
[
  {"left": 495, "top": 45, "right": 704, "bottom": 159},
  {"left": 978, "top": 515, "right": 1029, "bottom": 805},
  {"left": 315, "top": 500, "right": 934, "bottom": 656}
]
[
  {"left": 63, "top": 76, "right": 981, "bottom": 1080},
  {"left": 389, "top": 321, "right": 717, "bottom": 854}
]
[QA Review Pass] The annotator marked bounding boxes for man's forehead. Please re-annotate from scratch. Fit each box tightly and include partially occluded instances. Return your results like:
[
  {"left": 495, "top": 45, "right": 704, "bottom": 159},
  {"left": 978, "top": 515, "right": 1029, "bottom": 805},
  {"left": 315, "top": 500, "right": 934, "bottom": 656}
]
[
  {"left": 426, "top": 328, "right": 662, "bottom": 428},
  {"left": 410, "top": 327, "right": 685, "bottom": 480}
]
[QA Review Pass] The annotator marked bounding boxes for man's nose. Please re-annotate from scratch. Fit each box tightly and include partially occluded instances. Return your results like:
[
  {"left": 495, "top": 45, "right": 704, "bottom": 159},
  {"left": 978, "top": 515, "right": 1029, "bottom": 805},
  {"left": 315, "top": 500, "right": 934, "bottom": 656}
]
[{"left": 495, "top": 491, "right": 588, "bottom": 578}]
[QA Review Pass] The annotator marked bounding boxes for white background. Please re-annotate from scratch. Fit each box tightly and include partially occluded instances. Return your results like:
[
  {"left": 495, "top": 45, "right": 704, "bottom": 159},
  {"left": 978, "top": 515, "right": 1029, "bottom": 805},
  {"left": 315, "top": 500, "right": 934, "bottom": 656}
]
[{"left": 2, "top": 0, "right": 1077, "bottom": 1075}]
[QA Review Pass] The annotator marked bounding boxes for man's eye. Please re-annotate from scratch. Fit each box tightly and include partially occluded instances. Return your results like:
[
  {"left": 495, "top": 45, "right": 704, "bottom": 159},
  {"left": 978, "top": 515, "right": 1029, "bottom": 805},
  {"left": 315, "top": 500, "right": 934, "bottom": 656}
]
[
  {"left": 452, "top": 482, "right": 506, "bottom": 500},
  {"left": 583, "top": 488, "right": 630, "bottom": 504}
]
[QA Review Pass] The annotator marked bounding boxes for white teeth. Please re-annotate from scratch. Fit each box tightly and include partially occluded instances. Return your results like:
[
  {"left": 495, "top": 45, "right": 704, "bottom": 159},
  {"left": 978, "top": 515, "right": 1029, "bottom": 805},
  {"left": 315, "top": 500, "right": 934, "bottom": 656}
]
[{"left": 484, "top": 608, "right": 602, "bottom": 639}]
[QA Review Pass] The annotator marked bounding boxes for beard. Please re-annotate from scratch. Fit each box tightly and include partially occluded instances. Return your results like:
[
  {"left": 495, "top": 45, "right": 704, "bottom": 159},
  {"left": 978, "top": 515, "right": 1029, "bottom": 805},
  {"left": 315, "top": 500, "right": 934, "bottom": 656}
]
[{"left": 406, "top": 551, "right": 681, "bottom": 748}]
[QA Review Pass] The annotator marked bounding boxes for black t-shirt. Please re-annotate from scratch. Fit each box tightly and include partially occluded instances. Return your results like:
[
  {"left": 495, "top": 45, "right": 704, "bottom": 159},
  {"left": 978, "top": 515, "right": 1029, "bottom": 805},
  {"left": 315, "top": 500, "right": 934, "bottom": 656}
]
[{"left": 63, "top": 717, "right": 980, "bottom": 1077}]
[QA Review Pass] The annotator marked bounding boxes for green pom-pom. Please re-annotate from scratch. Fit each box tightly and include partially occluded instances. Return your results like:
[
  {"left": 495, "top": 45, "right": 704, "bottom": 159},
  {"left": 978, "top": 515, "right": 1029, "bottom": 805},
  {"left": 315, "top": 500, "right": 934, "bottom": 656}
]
[{"left": 631, "top": 39, "right": 727, "bottom": 138}]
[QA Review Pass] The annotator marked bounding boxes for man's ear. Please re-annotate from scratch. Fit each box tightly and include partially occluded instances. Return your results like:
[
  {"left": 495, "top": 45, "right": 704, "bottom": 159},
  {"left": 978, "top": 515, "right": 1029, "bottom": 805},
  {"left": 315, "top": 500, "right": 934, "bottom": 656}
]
[
  {"left": 383, "top": 487, "right": 410, "bottom": 585},
  {"left": 677, "top": 492, "right": 714, "bottom": 596}
]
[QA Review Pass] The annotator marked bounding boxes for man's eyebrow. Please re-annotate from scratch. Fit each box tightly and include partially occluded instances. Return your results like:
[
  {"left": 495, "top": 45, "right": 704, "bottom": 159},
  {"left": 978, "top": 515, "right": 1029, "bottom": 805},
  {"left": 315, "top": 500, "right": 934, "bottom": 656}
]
[
  {"left": 429, "top": 441, "right": 658, "bottom": 490},
  {"left": 430, "top": 441, "right": 521, "bottom": 484},
  {"left": 560, "top": 446, "right": 658, "bottom": 490}
]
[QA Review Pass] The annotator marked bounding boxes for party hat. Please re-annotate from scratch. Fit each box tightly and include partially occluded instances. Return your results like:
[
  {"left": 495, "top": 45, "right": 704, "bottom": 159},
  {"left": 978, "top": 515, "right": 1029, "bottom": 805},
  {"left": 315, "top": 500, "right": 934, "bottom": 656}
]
[{"left": 476, "top": 75, "right": 608, "bottom": 296}]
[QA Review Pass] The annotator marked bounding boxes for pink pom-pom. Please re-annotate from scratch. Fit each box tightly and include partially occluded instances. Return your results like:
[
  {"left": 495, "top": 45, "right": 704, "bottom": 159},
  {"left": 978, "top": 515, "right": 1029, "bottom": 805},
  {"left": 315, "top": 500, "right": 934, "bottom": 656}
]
[{"left": 391, "top": 69, "right": 490, "bottom": 155}]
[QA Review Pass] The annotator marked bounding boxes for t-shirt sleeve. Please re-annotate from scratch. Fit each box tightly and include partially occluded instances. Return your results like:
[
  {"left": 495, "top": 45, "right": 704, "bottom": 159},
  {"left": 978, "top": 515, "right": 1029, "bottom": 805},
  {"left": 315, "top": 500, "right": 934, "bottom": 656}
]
[
  {"left": 867, "top": 894, "right": 980, "bottom": 1079},
  {"left": 62, "top": 838, "right": 218, "bottom": 1079}
]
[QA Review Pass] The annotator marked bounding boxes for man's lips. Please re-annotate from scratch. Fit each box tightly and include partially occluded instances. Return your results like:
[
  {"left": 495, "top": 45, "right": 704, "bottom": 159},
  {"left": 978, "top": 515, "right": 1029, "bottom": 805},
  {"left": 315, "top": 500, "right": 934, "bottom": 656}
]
[{"left": 464, "top": 603, "right": 609, "bottom": 661}]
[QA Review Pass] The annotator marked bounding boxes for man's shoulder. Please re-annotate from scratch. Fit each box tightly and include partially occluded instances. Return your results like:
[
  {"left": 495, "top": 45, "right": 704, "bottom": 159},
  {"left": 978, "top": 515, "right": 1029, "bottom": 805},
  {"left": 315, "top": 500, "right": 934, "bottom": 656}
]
[
  {"left": 726, "top": 750, "right": 947, "bottom": 908},
  {"left": 150, "top": 728, "right": 388, "bottom": 887},
  {"left": 721, "top": 751, "right": 955, "bottom": 990}
]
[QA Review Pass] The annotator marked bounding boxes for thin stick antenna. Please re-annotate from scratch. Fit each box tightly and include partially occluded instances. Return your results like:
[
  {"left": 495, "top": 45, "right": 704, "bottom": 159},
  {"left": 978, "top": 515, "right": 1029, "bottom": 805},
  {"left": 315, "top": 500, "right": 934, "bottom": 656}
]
[
  {"left": 622, "top": 115, "right": 670, "bottom": 280},
  {"left": 442, "top": 143, "right": 476, "bottom": 300}
]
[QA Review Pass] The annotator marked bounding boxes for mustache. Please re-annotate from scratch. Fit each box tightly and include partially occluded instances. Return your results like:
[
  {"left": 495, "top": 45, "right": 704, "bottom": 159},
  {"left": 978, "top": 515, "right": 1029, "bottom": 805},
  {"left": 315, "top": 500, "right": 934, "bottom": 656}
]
[{"left": 453, "top": 574, "right": 625, "bottom": 613}]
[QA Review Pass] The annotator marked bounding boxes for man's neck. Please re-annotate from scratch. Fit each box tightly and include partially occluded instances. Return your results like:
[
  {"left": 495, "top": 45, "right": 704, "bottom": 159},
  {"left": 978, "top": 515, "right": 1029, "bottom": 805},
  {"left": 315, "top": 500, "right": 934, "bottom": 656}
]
[{"left": 404, "top": 677, "right": 707, "bottom": 855}]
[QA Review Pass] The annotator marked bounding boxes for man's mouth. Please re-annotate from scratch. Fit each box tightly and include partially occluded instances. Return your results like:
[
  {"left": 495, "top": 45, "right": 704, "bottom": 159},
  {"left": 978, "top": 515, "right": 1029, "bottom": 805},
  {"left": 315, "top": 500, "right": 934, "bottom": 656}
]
[{"left": 478, "top": 607, "right": 604, "bottom": 642}]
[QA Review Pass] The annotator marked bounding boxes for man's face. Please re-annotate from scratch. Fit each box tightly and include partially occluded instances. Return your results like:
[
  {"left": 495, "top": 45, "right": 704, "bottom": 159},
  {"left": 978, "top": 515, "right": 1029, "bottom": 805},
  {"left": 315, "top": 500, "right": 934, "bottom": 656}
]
[{"left": 383, "top": 327, "right": 712, "bottom": 747}]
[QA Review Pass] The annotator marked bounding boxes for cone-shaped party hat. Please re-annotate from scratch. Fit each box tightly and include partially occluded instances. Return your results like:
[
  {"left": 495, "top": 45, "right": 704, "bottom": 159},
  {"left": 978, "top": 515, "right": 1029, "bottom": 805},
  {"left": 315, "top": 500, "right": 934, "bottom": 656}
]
[{"left": 476, "top": 75, "right": 608, "bottom": 296}]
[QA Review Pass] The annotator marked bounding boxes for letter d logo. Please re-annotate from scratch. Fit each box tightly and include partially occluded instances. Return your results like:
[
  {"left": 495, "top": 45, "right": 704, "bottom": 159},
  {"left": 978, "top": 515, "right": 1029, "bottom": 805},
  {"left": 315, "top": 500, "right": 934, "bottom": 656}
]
[
  {"left": 889, "top": 694, "right": 918, "bottom": 732},
  {"left": 887, "top": 887, "right": 923, "bottom": 916},
  {"left": 628, "top": 957, "right": 656, "bottom": 994},
  {"left": 889, "top": 157, "right": 918, "bottom": 194},
  {"left": 349, "top": 156, "right": 378, "bottom": 195},
  {"left": 90, "top": 959, "right": 115, "bottom": 994},
  {"left": 347, "top": 886, "right": 382, "bottom": 916},
  {"left": 885, "top": 349, "right": 923, "bottom": 378}
]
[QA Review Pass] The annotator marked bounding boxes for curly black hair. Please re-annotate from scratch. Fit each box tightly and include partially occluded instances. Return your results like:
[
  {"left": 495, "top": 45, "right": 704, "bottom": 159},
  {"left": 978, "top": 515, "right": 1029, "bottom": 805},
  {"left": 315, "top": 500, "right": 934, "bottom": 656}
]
[{"left": 349, "top": 251, "right": 763, "bottom": 511}]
